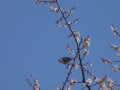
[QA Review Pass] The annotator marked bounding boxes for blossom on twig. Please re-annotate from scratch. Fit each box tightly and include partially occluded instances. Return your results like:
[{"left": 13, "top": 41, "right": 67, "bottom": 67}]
[
  {"left": 82, "top": 35, "right": 91, "bottom": 48},
  {"left": 111, "top": 24, "right": 120, "bottom": 37},
  {"left": 110, "top": 44, "right": 120, "bottom": 51},
  {"left": 49, "top": 6, "right": 61, "bottom": 13},
  {"left": 68, "top": 30, "right": 80, "bottom": 43},
  {"left": 101, "top": 58, "right": 112, "bottom": 65},
  {"left": 116, "top": 53, "right": 120, "bottom": 57},
  {"left": 66, "top": 44, "right": 75, "bottom": 55},
  {"left": 112, "top": 65, "right": 120, "bottom": 72},
  {"left": 33, "top": 80, "right": 40, "bottom": 90},
  {"left": 83, "top": 49, "right": 89, "bottom": 56},
  {"left": 95, "top": 75, "right": 115, "bottom": 90},
  {"left": 68, "top": 79, "right": 77, "bottom": 86},
  {"left": 82, "top": 78, "right": 92, "bottom": 87}
]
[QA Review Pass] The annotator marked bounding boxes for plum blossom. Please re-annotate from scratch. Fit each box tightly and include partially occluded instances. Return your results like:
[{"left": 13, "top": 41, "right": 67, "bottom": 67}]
[
  {"left": 66, "top": 44, "right": 75, "bottom": 55},
  {"left": 64, "top": 7, "right": 76, "bottom": 14},
  {"left": 107, "top": 79, "right": 115, "bottom": 89},
  {"left": 95, "top": 75, "right": 115, "bottom": 90},
  {"left": 112, "top": 65, "right": 120, "bottom": 72},
  {"left": 95, "top": 75, "right": 108, "bottom": 87},
  {"left": 68, "top": 30, "right": 80, "bottom": 43},
  {"left": 111, "top": 24, "right": 120, "bottom": 37},
  {"left": 83, "top": 49, "right": 89, "bottom": 56},
  {"left": 101, "top": 58, "right": 112, "bottom": 65},
  {"left": 72, "top": 30, "right": 80, "bottom": 43},
  {"left": 88, "top": 61, "right": 92, "bottom": 66},
  {"left": 82, "top": 78, "right": 92, "bottom": 87},
  {"left": 68, "top": 79, "right": 77, "bottom": 86},
  {"left": 73, "top": 63, "right": 79, "bottom": 69},
  {"left": 82, "top": 36, "right": 91, "bottom": 48},
  {"left": 65, "top": 86, "right": 71, "bottom": 90},
  {"left": 33, "top": 80, "right": 40, "bottom": 90},
  {"left": 54, "top": 85, "right": 61, "bottom": 90},
  {"left": 110, "top": 44, "right": 120, "bottom": 51},
  {"left": 116, "top": 53, "right": 120, "bottom": 57},
  {"left": 49, "top": 6, "right": 60, "bottom": 13}
]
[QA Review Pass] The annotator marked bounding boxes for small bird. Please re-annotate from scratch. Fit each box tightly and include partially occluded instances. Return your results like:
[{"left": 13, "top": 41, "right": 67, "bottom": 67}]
[{"left": 59, "top": 57, "right": 73, "bottom": 65}]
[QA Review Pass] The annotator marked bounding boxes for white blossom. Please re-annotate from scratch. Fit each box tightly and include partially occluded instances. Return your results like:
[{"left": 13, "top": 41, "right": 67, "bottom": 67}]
[
  {"left": 116, "top": 53, "right": 120, "bottom": 57},
  {"left": 68, "top": 79, "right": 77, "bottom": 86},
  {"left": 95, "top": 76, "right": 115, "bottom": 90},
  {"left": 95, "top": 75, "right": 108, "bottom": 87},
  {"left": 101, "top": 58, "right": 112, "bottom": 65},
  {"left": 112, "top": 65, "right": 120, "bottom": 72},
  {"left": 33, "top": 80, "right": 40, "bottom": 90},
  {"left": 83, "top": 49, "right": 89, "bottom": 56},
  {"left": 85, "top": 78, "right": 92, "bottom": 85},
  {"left": 107, "top": 79, "right": 115, "bottom": 88},
  {"left": 66, "top": 44, "right": 75, "bottom": 55},
  {"left": 83, "top": 36, "right": 90, "bottom": 48},
  {"left": 72, "top": 30, "right": 80, "bottom": 43},
  {"left": 54, "top": 85, "right": 61, "bottom": 90},
  {"left": 49, "top": 6, "right": 60, "bottom": 12},
  {"left": 88, "top": 61, "right": 92, "bottom": 66},
  {"left": 111, "top": 24, "right": 120, "bottom": 37},
  {"left": 65, "top": 86, "right": 71, "bottom": 90},
  {"left": 73, "top": 63, "right": 79, "bottom": 69},
  {"left": 68, "top": 30, "right": 80, "bottom": 43},
  {"left": 110, "top": 44, "right": 120, "bottom": 51}
]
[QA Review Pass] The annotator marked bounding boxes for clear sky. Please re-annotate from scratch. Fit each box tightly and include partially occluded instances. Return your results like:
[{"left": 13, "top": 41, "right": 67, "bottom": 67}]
[{"left": 0, "top": 0, "right": 120, "bottom": 90}]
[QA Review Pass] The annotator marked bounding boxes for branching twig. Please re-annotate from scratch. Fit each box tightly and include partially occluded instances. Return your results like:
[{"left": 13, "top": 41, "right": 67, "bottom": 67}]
[{"left": 55, "top": 0, "right": 91, "bottom": 90}]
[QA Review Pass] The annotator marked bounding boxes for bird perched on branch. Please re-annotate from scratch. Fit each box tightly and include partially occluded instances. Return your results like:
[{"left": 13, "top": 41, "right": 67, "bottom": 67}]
[{"left": 59, "top": 57, "right": 73, "bottom": 65}]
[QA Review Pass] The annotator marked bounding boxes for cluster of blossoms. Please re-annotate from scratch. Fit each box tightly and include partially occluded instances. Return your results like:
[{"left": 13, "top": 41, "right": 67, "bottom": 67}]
[
  {"left": 82, "top": 35, "right": 91, "bottom": 48},
  {"left": 33, "top": 80, "right": 40, "bottom": 90},
  {"left": 35, "top": 0, "right": 56, "bottom": 5},
  {"left": 72, "top": 30, "right": 80, "bottom": 43},
  {"left": 49, "top": 6, "right": 61, "bottom": 13},
  {"left": 110, "top": 44, "right": 120, "bottom": 58},
  {"left": 68, "top": 30, "right": 80, "bottom": 43},
  {"left": 101, "top": 58, "right": 112, "bottom": 65},
  {"left": 55, "top": 7, "right": 78, "bottom": 29},
  {"left": 83, "top": 48, "right": 89, "bottom": 56},
  {"left": 66, "top": 44, "right": 75, "bottom": 55},
  {"left": 111, "top": 24, "right": 120, "bottom": 37},
  {"left": 101, "top": 58, "right": 120, "bottom": 72},
  {"left": 82, "top": 78, "right": 92, "bottom": 87},
  {"left": 26, "top": 75, "right": 40, "bottom": 90},
  {"left": 110, "top": 44, "right": 120, "bottom": 51},
  {"left": 95, "top": 75, "right": 115, "bottom": 90},
  {"left": 101, "top": 25, "right": 120, "bottom": 72},
  {"left": 112, "top": 65, "right": 120, "bottom": 72}
]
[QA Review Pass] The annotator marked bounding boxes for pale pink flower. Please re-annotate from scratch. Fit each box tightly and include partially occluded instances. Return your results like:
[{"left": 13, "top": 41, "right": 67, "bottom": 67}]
[
  {"left": 73, "top": 63, "right": 79, "bottom": 69},
  {"left": 83, "top": 49, "right": 89, "bottom": 56},
  {"left": 101, "top": 58, "right": 112, "bottom": 65},
  {"left": 65, "top": 86, "right": 71, "bottom": 90},
  {"left": 33, "top": 80, "right": 40, "bottom": 90},
  {"left": 111, "top": 24, "right": 120, "bottom": 37},
  {"left": 66, "top": 44, "right": 75, "bottom": 55},
  {"left": 116, "top": 53, "right": 120, "bottom": 57},
  {"left": 112, "top": 65, "right": 120, "bottom": 72},
  {"left": 110, "top": 44, "right": 120, "bottom": 51},
  {"left": 83, "top": 36, "right": 90, "bottom": 48},
  {"left": 68, "top": 80, "right": 77, "bottom": 86},
  {"left": 49, "top": 6, "right": 60, "bottom": 13}
]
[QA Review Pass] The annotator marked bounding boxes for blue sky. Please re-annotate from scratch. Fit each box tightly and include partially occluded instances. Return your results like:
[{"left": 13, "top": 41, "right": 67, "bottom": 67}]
[{"left": 0, "top": 0, "right": 120, "bottom": 90}]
